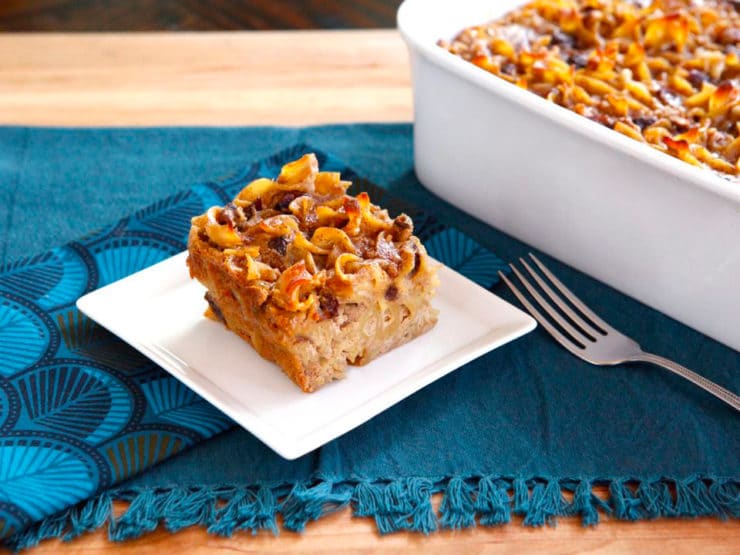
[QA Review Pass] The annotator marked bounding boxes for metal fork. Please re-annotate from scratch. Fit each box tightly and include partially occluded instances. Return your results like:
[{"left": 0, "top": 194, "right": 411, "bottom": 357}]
[{"left": 499, "top": 253, "right": 740, "bottom": 411}]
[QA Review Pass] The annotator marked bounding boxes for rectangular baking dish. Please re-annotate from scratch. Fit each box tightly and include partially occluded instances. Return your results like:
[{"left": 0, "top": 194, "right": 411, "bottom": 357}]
[{"left": 398, "top": 0, "right": 740, "bottom": 351}]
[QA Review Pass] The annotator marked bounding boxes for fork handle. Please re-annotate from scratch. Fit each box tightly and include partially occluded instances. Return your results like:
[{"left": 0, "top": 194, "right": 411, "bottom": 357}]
[{"left": 630, "top": 353, "right": 740, "bottom": 411}]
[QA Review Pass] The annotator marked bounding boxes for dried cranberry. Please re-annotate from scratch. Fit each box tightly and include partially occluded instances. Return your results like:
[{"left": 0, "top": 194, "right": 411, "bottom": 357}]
[
  {"left": 718, "top": 27, "right": 740, "bottom": 45},
  {"left": 718, "top": 79, "right": 736, "bottom": 90},
  {"left": 385, "top": 285, "right": 399, "bottom": 301}
]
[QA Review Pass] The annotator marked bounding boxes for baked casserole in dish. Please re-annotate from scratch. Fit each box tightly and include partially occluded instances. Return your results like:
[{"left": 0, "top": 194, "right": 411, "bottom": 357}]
[{"left": 398, "top": 0, "right": 740, "bottom": 350}]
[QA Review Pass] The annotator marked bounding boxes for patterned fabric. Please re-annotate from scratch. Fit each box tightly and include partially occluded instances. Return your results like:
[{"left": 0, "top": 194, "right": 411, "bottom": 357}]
[{"left": 0, "top": 146, "right": 505, "bottom": 539}]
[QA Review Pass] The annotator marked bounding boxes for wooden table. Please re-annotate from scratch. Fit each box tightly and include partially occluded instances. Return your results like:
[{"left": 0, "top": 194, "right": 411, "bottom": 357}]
[
  {"left": 0, "top": 31, "right": 410, "bottom": 125},
  {"left": 1, "top": 30, "right": 737, "bottom": 554}
]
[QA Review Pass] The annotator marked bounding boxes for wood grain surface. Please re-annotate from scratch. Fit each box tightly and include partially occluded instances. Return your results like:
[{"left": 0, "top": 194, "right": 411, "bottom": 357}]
[
  {"left": 0, "top": 0, "right": 402, "bottom": 31},
  {"left": 0, "top": 31, "right": 412, "bottom": 126},
  {"left": 6, "top": 496, "right": 739, "bottom": 554},
  {"left": 0, "top": 30, "right": 737, "bottom": 554}
]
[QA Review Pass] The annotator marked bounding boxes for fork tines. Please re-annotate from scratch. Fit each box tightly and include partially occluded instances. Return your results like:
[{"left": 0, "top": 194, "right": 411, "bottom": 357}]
[
  {"left": 498, "top": 254, "right": 611, "bottom": 353},
  {"left": 500, "top": 254, "right": 740, "bottom": 411}
]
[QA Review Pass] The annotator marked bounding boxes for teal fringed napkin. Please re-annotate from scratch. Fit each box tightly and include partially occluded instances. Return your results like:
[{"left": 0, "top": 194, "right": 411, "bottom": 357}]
[
  {"left": 0, "top": 142, "right": 505, "bottom": 543},
  {"left": 0, "top": 125, "right": 737, "bottom": 550}
]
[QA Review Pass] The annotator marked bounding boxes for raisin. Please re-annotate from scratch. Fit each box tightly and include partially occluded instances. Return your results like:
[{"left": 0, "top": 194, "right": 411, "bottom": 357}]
[
  {"left": 550, "top": 30, "right": 575, "bottom": 48},
  {"left": 267, "top": 235, "right": 289, "bottom": 255},
  {"left": 669, "top": 116, "right": 691, "bottom": 133},
  {"left": 687, "top": 70, "right": 708, "bottom": 89},
  {"left": 656, "top": 87, "right": 682, "bottom": 108},
  {"left": 216, "top": 202, "right": 239, "bottom": 226},
  {"left": 410, "top": 252, "right": 421, "bottom": 277},
  {"left": 501, "top": 62, "right": 518, "bottom": 76},
  {"left": 242, "top": 206, "right": 254, "bottom": 219},
  {"left": 275, "top": 192, "right": 299, "bottom": 212},
  {"left": 568, "top": 53, "right": 589, "bottom": 69},
  {"left": 385, "top": 285, "right": 399, "bottom": 301},
  {"left": 587, "top": 111, "right": 615, "bottom": 128},
  {"left": 319, "top": 293, "right": 339, "bottom": 318},
  {"left": 204, "top": 292, "right": 225, "bottom": 322},
  {"left": 633, "top": 116, "right": 657, "bottom": 130}
]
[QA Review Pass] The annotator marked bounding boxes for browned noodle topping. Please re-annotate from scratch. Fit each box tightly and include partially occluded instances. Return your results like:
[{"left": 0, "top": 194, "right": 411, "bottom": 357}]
[{"left": 439, "top": 0, "right": 740, "bottom": 181}]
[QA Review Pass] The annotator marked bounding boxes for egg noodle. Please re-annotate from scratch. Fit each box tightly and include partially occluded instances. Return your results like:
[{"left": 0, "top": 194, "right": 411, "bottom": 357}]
[
  {"left": 196, "top": 154, "right": 424, "bottom": 313},
  {"left": 439, "top": 0, "right": 740, "bottom": 181}
]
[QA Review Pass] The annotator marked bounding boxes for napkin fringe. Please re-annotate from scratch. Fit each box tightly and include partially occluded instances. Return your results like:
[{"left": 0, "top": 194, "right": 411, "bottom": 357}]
[
  {"left": 280, "top": 482, "right": 353, "bottom": 533},
  {"left": 207, "top": 485, "right": 280, "bottom": 537},
  {"left": 354, "top": 478, "right": 437, "bottom": 534},
  {"left": 474, "top": 476, "right": 511, "bottom": 526},
  {"left": 5, "top": 475, "right": 738, "bottom": 551},
  {"left": 161, "top": 486, "right": 218, "bottom": 533}
]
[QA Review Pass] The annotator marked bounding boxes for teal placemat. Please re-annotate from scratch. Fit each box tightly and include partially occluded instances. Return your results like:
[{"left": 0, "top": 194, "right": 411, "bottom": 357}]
[{"left": 0, "top": 125, "right": 737, "bottom": 550}]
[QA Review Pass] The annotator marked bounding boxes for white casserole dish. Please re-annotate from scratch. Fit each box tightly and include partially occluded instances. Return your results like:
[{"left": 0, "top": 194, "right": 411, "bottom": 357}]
[{"left": 397, "top": 0, "right": 740, "bottom": 351}]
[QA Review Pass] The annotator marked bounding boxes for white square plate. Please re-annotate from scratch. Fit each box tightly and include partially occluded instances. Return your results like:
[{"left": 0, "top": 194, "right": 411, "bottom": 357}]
[{"left": 77, "top": 251, "right": 535, "bottom": 459}]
